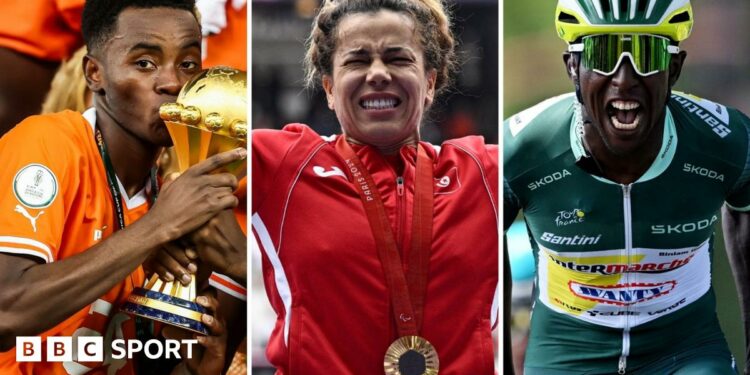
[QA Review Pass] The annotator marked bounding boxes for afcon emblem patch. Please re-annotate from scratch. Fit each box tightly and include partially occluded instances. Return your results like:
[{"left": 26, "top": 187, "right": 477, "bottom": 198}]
[{"left": 13, "top": 164, "right": 58, "bottom": 209}]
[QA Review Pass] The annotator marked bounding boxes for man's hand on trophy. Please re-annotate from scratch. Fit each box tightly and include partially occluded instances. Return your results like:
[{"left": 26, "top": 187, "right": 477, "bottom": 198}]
[
  {"left": 148, "top": 148, "right": 246, "bottom": 243},
  {"left": 166, "top": 293, "right": 227, "bottom": 375},
  {"left": 190, "top": 208, "right": 247, "bottom": 283},
  {"left": 147, "top": 241, "right": 199, "bottom": 286}
]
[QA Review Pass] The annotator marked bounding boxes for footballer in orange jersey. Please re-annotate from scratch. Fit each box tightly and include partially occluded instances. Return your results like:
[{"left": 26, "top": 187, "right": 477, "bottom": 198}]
[
  {"left": 0, "top": 1, "right": 243, "bottom": 374},
  {"left": 202, "top": 1, "right": 247, "bottom": 71},
  {"left": 0, "top": 0, "right": 85, "bottom": 135}
]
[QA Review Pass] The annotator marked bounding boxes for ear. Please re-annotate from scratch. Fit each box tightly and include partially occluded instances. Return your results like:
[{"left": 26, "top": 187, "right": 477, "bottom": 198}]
[
  {"left": 83, "top": 54, "right": 105, "bottom": 95},
  {"left": 424, "top": 69, "right": 437, "bottom": 107},
  {"left": 563, "top": 52, "right": 579, "bottom": 82},
  {"left": 668, "top": 50, "right": 687, "bottom": 88},
  {"left": 564, "top": 52, "right": 585, "bottom": 104},
  {"left": 322, "top": 75, "right": 335, "bottom": 111}
]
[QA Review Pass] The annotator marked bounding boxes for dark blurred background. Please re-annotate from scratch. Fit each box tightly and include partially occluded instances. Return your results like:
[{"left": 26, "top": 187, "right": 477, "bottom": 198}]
[
  {"left": 251, "top": 0, "right": 499, "bottom": 372},
  {"left": 251, "top": 0, "right": 499, "bottom": 144},
  {"left": 504, "top": 1, "right": 750, "bottom": 373}
]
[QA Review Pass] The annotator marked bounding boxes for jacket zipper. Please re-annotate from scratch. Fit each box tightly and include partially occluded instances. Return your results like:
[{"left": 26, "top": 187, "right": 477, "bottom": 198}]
[
  {"left": 619, "top": 184, "right": 632, "bottom": 375},
  {"left": 396, "top": 176, "right": 406, "bottom": 258}
]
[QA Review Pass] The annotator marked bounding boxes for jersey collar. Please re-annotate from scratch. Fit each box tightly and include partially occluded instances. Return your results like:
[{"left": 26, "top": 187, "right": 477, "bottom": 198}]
[
  {"left": 83, "top": 107, "right": 150, "bottom": 208},
  {"left": 569, "top": 104, "right": 678, "bottom": 184}
]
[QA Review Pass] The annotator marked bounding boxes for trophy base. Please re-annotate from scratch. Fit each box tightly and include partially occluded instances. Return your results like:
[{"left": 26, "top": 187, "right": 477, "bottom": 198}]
[{"left": 121, "top": 288, "right": 209, "bottom": 335}]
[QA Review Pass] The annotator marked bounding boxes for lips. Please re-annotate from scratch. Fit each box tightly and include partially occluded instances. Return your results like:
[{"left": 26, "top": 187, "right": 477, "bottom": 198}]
[{"left": 606, "top": 99, "right": 642, "bottom": 130}]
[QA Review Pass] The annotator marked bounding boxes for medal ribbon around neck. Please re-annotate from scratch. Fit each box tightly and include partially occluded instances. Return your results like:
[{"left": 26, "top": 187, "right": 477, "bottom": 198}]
[
  {"left": 335, "top": 136, "right": 434, "bottom": 337},
  {"left": 94, "top": 127, "right": 159, "bottom": 230},
  {"left": 94, "top": 126, "right": 159, "bottom": 370}
]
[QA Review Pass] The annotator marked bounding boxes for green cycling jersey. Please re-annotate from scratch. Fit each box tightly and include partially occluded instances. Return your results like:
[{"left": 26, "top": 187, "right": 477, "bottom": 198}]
[{"left": 504, "top": 92, "right": 750, "bottom": 374}]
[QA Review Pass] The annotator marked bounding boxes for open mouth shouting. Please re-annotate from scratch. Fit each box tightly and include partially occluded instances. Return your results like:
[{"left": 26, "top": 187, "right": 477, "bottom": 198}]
[{"left": 607, "top": 99, "right": 642, "bottom": 130}]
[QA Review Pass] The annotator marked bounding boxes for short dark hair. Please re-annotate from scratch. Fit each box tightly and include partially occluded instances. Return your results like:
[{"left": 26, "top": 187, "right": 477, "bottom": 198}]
[{"left": 82, "top": 0, "right": 197, "bottom": 54}]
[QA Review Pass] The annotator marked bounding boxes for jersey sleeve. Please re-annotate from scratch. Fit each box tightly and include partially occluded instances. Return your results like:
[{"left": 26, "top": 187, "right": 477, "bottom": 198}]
[
  {"left": 726, "top": 112, "right": 750, "bottom": 211},
  {"left": 503, "top": 176, "right": 521, "bottom": 231},
  {"left": 209, "top": 272, "right": 247, "bottom": 301},
  {"left": 54, "top": 0, "right": 84, "bottom": 33},
  {"left": 485, "top": 143, "right": 499, "bottom": 204},
  {"left": 251, "top": 125, "right": 308, "bottom": 212},
  {"left": 0, "top": 116, "right": 77, "bottom": 263}
]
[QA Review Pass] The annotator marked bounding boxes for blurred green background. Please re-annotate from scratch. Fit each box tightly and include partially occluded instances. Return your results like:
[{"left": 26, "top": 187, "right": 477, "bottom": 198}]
[
  {"left": 504, "top": 0, "right": 750, "bottom": 372},
  {"left": 504, "top": 0, "right": 750, "bottom": 116}
]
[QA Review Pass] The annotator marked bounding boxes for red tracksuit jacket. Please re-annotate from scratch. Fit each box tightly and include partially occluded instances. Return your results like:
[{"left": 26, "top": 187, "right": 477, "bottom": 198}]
[{"left": 252, "top": 124, "right": 498, "bottom": 374}]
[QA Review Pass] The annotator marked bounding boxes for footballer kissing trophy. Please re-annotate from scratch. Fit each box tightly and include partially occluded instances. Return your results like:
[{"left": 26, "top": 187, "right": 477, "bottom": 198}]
[{"left": 121, "top": 66, "right": 247, "bottom": 334}]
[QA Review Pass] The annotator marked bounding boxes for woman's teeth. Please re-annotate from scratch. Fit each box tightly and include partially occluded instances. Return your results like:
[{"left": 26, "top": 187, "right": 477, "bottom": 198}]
[{"left": 361, "top": 98, "right": 397, "bottom": 109}]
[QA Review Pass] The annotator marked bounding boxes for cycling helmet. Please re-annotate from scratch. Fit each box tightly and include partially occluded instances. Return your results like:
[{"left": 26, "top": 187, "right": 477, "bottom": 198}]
[{"left": 555, "top": 0, "right": 693, "bottom": 43}]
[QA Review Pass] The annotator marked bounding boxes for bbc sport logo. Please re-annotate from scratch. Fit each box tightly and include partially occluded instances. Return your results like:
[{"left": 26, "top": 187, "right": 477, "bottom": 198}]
[{"left": 16, "top": 336, "right": 198, "bottom": 362}]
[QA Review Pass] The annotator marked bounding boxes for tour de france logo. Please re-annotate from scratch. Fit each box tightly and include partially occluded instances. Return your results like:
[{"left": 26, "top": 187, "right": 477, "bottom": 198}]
[{"left": 555, "top": 208, "right": 585, "bottom": 227}]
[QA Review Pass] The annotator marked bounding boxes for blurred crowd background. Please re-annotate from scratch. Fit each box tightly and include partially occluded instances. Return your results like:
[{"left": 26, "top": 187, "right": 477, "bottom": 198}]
[
  {"left": 251, "top": 0, "right": 498, "bottom": 372},
  {"left": 505, "top": 1, "right": 750, "bottom": 373}
]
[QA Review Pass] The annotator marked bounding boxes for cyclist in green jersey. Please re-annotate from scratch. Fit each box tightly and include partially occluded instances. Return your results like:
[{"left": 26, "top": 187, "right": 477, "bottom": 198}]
[{"left": 504, "top": 0, "right": 750, "bottom": 373}]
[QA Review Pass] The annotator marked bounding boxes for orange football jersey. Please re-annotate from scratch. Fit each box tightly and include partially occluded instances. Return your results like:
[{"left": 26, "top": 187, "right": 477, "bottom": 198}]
[
  {"left": 0, "top": 109, "right": 151, "bottom": 374},
  {"left": 0, "top": 0, "right": 85, "bottom": 61},
  {"left": 202, "top": 3, "right": 247, "bottom": 71}
]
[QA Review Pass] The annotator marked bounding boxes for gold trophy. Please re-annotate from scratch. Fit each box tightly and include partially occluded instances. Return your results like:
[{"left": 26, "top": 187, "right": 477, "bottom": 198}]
[{"left": 121, "top": 66, "right": 247, "bottom": 334}]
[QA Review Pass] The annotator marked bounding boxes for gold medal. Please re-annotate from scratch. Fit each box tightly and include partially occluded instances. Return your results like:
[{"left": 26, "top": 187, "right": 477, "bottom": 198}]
[{"left": 384, "top": 336, "right": 439, "bottom": 375}]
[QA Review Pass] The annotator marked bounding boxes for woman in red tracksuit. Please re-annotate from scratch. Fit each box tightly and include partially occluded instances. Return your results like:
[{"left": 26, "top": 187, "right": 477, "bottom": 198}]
[{"left": 252, "top": 0, "right": 498, "bottom": 373}]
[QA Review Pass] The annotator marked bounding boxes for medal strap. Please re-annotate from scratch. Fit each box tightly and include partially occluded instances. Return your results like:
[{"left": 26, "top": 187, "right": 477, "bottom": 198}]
[
  {"left": 407, "top": 143, "right": 434, "bottom": 332},
  {"left": 335, "top": 137, "right": 434, "bottom": 337},
  {"left": 94, "top": 127, "right": 159, "bottom": 362},
  {"left": 95, "top": 128, "right": 126, "bottom": 231},
  {"left": 95, "top": 128, "right": 160, "bottom": 230}
]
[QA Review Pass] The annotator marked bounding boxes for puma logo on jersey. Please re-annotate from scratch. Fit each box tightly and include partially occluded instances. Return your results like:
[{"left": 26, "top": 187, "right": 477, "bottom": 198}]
[
  {"left": 14, "top": 205, "right": 44, "bottom": 232},
  {"left": 313, "top": 166, "right": 347, "bottom": 179}
]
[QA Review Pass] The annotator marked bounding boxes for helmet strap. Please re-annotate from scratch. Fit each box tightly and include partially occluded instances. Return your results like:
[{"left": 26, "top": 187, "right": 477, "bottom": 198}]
[{"left": 575, "top": 80, "right": 583, "bottom": 104}]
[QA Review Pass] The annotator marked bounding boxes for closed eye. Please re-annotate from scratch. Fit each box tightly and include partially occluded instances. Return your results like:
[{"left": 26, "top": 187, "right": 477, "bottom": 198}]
[
  {"left": 343, "top": 59, "right": 369, "bottom": 66},
  {"left": 391, "top": 57, "right": 414, "bottom": 65}
]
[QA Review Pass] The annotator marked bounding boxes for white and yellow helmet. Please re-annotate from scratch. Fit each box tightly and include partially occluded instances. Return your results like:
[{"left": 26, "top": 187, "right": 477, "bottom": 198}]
[{"left": 555, "top": 0, "right": 693, "bottom": 43}]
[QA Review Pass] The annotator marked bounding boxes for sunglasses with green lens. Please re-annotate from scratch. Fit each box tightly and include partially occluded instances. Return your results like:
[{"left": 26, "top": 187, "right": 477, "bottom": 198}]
[{"left": 569, "top": 34, "right": 680, "bottom": 77}]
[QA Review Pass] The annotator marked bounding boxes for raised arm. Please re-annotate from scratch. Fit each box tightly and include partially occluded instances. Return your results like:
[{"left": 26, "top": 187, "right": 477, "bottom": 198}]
[{"left": 0, "top": 149, "right": 245, "bottom": 350}]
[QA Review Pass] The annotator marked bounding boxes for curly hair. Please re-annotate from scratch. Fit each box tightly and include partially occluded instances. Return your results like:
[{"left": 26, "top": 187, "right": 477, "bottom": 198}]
[
  {"left": 82, "top": 0, "right": 198, "bottom": 55},
  {"left": 304, "top": 0, "right": 457, "bottom": 97}
]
